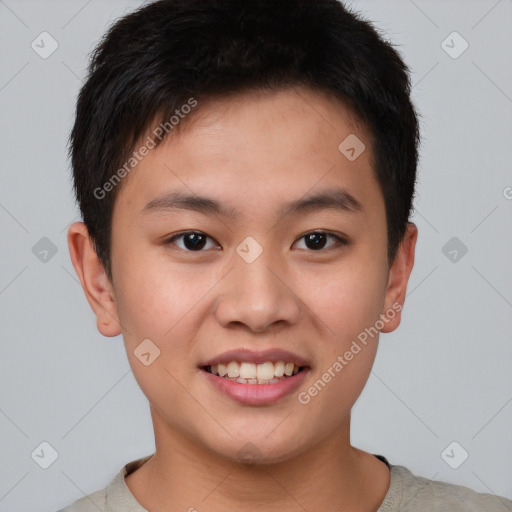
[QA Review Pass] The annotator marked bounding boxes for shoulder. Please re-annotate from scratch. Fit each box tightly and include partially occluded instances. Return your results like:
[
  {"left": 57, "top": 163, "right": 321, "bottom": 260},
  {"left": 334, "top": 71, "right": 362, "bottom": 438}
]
[
  {"left": 390, "top": 464, "right": 512, "bottom": 512},
  {"left": 57, "top": 487, "right": 106, "bottom": 512},
  {"left": 56, "top": 455, "right": 153, "bottom": 512}
]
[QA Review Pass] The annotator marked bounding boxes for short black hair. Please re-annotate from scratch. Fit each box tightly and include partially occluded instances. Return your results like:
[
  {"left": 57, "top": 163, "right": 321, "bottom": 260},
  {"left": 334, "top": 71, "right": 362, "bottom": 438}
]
[{"left": 69, "top": 0, "right": 420, "bottom": 282}]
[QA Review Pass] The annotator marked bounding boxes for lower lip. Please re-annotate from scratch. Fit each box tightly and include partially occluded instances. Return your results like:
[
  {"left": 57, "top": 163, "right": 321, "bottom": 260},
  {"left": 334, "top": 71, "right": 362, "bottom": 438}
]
[{"left": 201, "top": 368, "right": 309, "bottom": 405}]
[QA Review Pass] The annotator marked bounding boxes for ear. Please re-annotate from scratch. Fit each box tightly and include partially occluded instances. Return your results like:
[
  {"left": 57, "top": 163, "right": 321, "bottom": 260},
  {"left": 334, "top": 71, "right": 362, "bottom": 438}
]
[
  {"left": 381, "top": 222, "right": 418, "bottom": 333},
  {"left": 67, "top": 222, "right": 122, "bottom": 337}
]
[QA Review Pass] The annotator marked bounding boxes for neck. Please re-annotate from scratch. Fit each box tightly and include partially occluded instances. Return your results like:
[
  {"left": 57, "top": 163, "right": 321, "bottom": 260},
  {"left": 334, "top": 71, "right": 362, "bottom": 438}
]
[{"left": 125, "top": 409, "right": 390, "bottom": 512}]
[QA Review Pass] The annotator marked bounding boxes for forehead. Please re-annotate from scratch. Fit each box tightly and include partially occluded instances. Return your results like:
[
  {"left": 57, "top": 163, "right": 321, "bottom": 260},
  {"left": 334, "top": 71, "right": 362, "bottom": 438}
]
[{"left": 113, "top": 86, "right": 380, "bottom": 222}]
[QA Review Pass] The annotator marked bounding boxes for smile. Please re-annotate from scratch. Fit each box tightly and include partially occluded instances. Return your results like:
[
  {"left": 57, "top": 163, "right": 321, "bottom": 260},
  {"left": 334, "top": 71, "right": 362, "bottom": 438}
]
[
  {"left": 201, "top": 363, "right": 309, "bottom": 405},
  {"left": 204, "top": 361, "right": 305, "bottom": 384}
]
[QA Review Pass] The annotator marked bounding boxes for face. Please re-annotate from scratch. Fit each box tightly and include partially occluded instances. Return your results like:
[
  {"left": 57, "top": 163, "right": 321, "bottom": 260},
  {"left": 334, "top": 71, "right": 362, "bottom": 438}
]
[{"left": 69, "top": 86, "right": 416, "bottom": 464}]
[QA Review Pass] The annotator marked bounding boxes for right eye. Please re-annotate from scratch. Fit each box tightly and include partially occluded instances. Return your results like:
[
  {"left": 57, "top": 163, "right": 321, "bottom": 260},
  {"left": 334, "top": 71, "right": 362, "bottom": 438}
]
[{"left": 163, "top": 231, "right": 221, "bottom": 252}]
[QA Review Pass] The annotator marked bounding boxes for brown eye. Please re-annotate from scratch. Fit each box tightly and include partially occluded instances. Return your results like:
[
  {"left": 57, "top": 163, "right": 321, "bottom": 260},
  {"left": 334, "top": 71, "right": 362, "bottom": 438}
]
[
  {"left": 165, "top": 231, "right": 219, "bottom": 251},
  {"left": 294, "top": 231, "right": 347, "bottom": 251}
]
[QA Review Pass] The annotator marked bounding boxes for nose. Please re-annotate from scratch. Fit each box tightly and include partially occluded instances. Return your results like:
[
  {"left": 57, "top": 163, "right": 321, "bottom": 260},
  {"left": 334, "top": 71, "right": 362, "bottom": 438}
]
[{"left": 213, "top": 249, "right": 302, "bottom": 333}]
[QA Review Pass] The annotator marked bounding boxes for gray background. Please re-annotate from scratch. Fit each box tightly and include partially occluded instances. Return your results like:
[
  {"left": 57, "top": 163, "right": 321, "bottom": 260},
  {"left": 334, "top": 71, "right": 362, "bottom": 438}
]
[{"left": 0, "top": 0, "right": 511, "bottom": 510}]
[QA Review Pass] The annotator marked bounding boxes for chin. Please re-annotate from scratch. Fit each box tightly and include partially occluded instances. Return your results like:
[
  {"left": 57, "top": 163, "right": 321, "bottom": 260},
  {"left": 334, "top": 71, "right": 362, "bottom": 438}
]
[{"left": 209, "top": 433, "right": 309, "bottom": 466}]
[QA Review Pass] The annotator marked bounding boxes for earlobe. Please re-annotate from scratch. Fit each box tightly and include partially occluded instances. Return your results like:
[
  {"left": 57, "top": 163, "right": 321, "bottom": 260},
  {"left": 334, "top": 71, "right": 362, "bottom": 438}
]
[
  {"left": 380, "top": 222, "right": 418, "bottom": 333},
  {"left": 67, "top": 222, "right": 123, "bottom": 338}
]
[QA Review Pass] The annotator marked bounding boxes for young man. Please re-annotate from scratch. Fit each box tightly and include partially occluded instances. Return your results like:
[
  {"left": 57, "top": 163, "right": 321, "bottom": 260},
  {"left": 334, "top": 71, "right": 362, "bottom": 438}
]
[{"left": 61, "top": 0, "right": 512, "bottom": 510}]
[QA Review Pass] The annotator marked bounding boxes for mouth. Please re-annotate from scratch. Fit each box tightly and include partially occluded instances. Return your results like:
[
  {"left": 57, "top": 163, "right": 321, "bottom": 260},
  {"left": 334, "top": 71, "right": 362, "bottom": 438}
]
[
  {"left": 202, "top": 361, "right": 308, "bottom": 385},
  {"left": 199, "top": 349, "right": 311, "bottom": 404}
]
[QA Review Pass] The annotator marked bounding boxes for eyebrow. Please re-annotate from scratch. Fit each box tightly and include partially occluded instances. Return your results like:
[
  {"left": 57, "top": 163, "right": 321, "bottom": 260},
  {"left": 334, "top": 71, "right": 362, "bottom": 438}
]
[{"left": 141, "top": 187, "right": 363, "bottom": 219}]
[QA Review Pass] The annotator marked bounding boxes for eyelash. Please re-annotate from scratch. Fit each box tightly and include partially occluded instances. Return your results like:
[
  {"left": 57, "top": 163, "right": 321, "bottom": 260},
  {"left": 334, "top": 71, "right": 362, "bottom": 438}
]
[{"left": 163, "top": 230, "right": 348, "bottom": 252}]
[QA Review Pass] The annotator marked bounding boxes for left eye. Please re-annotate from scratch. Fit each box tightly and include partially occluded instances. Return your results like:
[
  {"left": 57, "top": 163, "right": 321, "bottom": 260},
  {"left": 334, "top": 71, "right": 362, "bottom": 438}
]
[{"left": 293, "top": 231, "right": 347, "bottom": 251}]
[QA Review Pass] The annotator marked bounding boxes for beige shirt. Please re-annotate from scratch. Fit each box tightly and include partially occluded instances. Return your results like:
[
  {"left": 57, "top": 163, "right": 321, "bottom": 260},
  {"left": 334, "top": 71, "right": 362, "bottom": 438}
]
[{"left": 58, "top": 454, "right": 512, "bottom": 511}]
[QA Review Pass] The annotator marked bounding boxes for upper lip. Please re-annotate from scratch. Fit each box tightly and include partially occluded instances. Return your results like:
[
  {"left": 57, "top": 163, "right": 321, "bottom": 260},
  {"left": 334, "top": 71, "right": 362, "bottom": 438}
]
[{"left": 200, "top": 348, "right": 310, "bottom": 368}]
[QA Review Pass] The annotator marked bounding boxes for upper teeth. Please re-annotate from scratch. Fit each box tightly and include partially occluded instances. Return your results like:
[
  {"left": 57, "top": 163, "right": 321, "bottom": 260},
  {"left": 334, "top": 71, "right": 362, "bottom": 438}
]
[{"left": 209, "top": 361, "right": 300, "bottom": 380}]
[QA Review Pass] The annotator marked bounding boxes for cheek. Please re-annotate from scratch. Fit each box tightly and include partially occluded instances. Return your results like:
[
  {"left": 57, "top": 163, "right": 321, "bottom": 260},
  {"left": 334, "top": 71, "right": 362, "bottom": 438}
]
[
  {"left": 118, "top": 273, "right": 200, "bottom": 416},
  {"left": 296, "top": 258, "right": 388, "bottom": 419},
  {"left": 114, "top": 248, "right": 208, "bottom": 341},
  {"left": 113, "top": 255, "right": 214, "bottom": 390},
  {"left": 297, "top": 277, "right": 383, "bottom": 426},
  {"left": 295, "top": 260, "right": 387, "bottom": 344}
]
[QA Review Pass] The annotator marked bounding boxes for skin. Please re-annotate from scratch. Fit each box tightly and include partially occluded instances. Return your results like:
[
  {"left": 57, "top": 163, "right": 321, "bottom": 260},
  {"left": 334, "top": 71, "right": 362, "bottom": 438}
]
[{"left": 68, "top": 86, "right": 417, "bottom": 512}]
